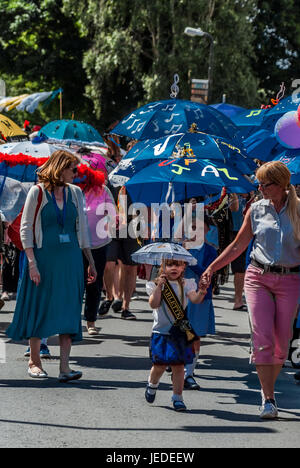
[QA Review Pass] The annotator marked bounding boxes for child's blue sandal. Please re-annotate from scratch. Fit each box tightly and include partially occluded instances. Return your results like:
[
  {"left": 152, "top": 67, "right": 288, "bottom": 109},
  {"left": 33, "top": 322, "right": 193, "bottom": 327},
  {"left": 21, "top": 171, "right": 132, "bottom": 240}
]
[
  {"left": 173, "top": 400, "right": 187, "bottom": 411},
  {"left": 145, "top": 385, "right": 157, "bottom": 403}
]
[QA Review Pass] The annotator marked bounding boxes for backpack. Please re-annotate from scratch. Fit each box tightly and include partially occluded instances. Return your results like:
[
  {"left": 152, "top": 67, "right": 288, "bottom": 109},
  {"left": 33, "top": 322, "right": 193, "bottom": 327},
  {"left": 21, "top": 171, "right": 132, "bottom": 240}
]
[{"left": 8, "top": 185, "right": 43, "bottom": 251}]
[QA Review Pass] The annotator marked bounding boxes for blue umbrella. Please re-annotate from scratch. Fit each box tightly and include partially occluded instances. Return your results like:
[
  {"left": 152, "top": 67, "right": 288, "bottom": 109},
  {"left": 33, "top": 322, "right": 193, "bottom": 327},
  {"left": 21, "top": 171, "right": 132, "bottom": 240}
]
[
  {"left": 119, "top": 131, "right": 255, "bottom": 173},
  {"left": 38, "top": 119, "right": 107, "bottom": 147},
  {"left": 210, "top": 102, "right": 245, "bottom": 118},
  {"left": 243, "top": 129, "right": 284, "bottom": 162},
  {"left": 272, "top": 149, "right": 300, "bottom": 184},
  {"left": 231, "top": 108, "right": 270, "bottom": 138},
  {"left": 0, "top": 161, "right": 38, "bottom": 183},
  {"left": 262, "top": 95, "right": 300, "bottom": 131},
  {"left": 124, "top": 158, "right": 256, "bottom": 205},
  {"left": 112, "top": 99, "right": 243, "bottom": 146},
  {"left": 233, "top": 96, "right": 300, "bottom": 140}
]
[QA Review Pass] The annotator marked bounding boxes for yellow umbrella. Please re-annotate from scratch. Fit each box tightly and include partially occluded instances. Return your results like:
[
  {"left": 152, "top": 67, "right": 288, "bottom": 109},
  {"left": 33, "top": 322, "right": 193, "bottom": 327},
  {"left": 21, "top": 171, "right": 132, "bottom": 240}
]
[{"left": 0, "top": 114, "right": 27, "bottom": 141}]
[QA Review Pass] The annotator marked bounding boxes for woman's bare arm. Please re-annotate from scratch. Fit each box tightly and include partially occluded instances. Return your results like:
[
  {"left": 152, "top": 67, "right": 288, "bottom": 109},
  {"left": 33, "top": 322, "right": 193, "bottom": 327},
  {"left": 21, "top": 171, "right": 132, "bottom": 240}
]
[{"left": 202, "top": 209, "right": 253, "bottom": 284}]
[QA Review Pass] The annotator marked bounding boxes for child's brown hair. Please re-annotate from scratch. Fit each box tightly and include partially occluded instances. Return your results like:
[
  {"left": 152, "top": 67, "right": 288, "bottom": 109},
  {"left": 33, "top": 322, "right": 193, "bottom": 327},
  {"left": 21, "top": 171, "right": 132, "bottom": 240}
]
[{"left": 155, "top": 259, "right": 187, "bottom": 287}]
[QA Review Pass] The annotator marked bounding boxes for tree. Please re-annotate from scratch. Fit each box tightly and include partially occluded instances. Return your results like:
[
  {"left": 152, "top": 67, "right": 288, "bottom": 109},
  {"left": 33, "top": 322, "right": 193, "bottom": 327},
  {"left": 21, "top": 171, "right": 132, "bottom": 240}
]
[
  {"left": 0, "top": 0, "right": 93, "bottom": 126},
  {"left": 208, "top": 0, "right": 259, "bottom": 107},
  {"left": 63, "top": 0, "right": 259, "bottom": 128},
  {"left": 252, "top": 0, "right": 300, "bottom": 103}
]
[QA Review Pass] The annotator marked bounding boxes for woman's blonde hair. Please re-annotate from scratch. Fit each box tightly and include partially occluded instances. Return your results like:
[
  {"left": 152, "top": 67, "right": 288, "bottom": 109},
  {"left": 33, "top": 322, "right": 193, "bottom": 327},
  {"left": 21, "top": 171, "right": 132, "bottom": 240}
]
[
  {"left": 38, "top": 150, "right": 80, "bottom": 190},
  {"left": 256, "top": 161, "right": 300, "bottom": 241}
]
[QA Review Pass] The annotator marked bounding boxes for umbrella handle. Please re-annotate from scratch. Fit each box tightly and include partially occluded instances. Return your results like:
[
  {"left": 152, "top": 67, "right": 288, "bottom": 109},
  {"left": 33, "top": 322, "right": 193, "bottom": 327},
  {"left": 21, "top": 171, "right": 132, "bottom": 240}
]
[{"left": 161, "top": 256, "right": 165, "bottom": 291}]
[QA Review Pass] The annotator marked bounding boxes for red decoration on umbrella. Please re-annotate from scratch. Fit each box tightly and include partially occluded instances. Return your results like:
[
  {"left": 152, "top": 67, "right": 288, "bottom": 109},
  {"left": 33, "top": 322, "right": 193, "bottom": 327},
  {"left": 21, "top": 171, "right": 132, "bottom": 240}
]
[{"left": 0, "top": 152, "right": 105, "bottom": 188}]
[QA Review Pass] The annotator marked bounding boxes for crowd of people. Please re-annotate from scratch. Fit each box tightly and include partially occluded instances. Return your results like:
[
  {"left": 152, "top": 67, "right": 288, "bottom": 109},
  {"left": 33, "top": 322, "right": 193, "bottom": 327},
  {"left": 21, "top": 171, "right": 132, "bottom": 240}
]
[{"left": 0, "top": 128, "right": 300, "bottom": 419}]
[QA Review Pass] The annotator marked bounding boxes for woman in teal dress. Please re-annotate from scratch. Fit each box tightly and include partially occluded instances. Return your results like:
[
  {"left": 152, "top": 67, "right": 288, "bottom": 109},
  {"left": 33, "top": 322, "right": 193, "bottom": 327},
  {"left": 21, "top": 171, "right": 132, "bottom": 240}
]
[{"left": 7, "top": 150, "right": 97, "bottom": 381}]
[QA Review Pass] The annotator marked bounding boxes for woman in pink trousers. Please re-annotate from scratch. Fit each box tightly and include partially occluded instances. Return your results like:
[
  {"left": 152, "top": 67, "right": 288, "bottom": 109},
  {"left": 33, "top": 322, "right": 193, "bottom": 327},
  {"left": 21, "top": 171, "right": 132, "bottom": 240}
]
[{"left": 202, "top": 161, "right": 300, "bottom": 419}]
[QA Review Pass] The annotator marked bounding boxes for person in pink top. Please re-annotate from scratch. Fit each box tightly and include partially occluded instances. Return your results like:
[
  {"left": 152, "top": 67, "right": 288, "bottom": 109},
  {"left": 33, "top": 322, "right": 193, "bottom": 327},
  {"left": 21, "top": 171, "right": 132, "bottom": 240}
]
[{"left": 80, "top": 151, "right": 117, "bottom": 335}]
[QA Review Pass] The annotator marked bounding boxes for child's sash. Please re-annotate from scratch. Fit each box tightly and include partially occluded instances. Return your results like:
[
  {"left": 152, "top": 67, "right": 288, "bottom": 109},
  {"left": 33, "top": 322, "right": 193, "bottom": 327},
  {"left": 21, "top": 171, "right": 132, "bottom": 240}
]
[{"left": 162, "top": 279, "right": 198, "bottom": 343}]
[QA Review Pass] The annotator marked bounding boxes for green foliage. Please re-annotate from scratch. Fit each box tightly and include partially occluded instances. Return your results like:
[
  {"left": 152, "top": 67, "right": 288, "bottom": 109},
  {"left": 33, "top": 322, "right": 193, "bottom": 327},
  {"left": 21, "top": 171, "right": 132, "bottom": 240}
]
[
  {"left": 63, "top": 0, "right": 259, "bottom": 128},
  {"left": 0, "top": 0, "right": 94, "bottom": 127},
  {"left": 2, "top": 0, "right": 300, "bottom": 131},
  {"left": 252, "top": 0, "right": 300, "bottom": 103}
]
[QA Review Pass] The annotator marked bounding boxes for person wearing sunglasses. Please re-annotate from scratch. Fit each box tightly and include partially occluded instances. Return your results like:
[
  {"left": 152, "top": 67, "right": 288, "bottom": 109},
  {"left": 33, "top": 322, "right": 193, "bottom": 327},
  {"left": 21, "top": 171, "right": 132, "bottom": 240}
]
[
  {"left": 7, "top": 150, "right": 97, "bottom": 382},
  {"left": 202, "top": 161, "right": 300, "bottom": 419}
]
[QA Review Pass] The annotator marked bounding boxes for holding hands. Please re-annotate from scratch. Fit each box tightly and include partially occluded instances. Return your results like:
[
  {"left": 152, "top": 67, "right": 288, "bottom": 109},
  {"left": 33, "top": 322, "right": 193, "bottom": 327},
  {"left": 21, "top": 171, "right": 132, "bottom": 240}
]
[
  {"left": 200, "top": 267, "right": 214, "bottom": 288},
  {"left": 198, "top": 275, "right": 209, "bottom": 294}
]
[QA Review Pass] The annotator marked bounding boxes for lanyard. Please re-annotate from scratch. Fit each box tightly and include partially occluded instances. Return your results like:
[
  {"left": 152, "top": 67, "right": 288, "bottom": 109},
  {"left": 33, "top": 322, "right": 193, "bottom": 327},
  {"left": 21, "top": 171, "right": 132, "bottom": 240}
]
[{"left": 51, "top": 187, "right": 67, "bottom": 229}]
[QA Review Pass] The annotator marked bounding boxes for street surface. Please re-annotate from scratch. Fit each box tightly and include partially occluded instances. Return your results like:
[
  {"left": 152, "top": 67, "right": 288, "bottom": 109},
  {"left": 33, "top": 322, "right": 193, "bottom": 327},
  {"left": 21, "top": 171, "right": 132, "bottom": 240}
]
[{"left": 0, "top": 277, "right": 299, "bottom": 448}]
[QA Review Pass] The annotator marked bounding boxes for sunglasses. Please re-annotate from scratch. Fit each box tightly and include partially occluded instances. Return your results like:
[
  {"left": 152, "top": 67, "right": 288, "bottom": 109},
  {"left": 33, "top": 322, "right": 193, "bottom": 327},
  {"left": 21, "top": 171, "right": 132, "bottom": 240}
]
[
  {"left": 69, "top": 167, "right": 78, "bottom": 174},
  {"left": 258, "top": 182, "right": 275, "bottom": 189}
]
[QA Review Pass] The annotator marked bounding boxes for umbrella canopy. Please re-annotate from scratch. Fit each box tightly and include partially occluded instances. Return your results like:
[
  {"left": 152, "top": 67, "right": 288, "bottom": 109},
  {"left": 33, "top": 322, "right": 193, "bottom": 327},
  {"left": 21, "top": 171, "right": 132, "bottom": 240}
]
[
  {"left": 122, "top": 131, "right": 255, "bottom": 172},
  {"left": 124, "top": 158, "right": 256, "bottom": 205},
  {"left": 272, "top": 149, "right": 300, "bottom": 185},
  {"left": 0, "top": 176, "right": 33, "bottom": 222},
  {"left": 38, "top": 119, "right": 107, "bottom": 147},
  {"left": 0, "top": 149, "right": 44, "bottom": 183},
  {"left": 210, "top": 102, "right": 245, "bottom": 118},
  {"left": 0, "top": 114, "right": 28, "bottom": 141},
  {"left": 109, "top": 132, "right": 256, "bottom": 189},
  {"left": 81, "top": 153, "right": 108, "bottom": 175},
  {"left": 0, "top": 140, "right": 63, "bottom": 158},
  {"left": 131, "top": 242, "right": 197, "bottom": 266},
  {"left": 243, "top": 129, "right": 284, "bottom": 162},
  {"left": 0, "top": 151, "right": 105, "bottom": 188},
  {"left": 233, "top": 96, "right": 300, "bottom": 139},
  {"left": 262, "top": 95, "right": 300, "bottom": 131},
  {"left": 231, "top": 108, "right": 270, "bottom": 138},
  {"left": 111, "top": 99, "right": 243, "bottom": 146}
]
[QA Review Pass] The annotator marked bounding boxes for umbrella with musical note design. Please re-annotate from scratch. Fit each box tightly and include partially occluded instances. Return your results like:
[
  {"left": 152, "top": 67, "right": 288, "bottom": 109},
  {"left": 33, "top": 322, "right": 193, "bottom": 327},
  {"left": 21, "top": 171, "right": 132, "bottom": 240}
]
[
  {"left": 123, "top": 158, "right": 256, "bottom": 206},
  {"left": 111, "top": 99, "right": 243, "bottom": 147}
]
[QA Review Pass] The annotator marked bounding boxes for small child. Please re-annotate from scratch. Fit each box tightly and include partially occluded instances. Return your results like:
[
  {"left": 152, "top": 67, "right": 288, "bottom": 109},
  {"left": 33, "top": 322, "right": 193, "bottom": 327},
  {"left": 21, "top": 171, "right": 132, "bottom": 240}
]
[{"left": 145, "top": 258, "right": 208, "bottom": 411}]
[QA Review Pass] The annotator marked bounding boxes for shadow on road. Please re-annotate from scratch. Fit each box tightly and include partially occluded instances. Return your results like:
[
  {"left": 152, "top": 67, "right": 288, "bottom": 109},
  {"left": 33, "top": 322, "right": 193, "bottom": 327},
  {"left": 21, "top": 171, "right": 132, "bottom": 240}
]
[{"left": 0, "top": 417, "right": 278, "bottom": 435}]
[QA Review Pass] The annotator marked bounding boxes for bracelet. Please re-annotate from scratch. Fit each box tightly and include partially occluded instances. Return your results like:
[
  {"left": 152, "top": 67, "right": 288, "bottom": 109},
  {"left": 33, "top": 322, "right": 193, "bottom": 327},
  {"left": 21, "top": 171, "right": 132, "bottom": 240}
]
[
  {"left": 29, "top": 262, "right": 37, "bottom": 270},
  {"left": 199, "top": 289, "right": 207, "bottom": 294}
]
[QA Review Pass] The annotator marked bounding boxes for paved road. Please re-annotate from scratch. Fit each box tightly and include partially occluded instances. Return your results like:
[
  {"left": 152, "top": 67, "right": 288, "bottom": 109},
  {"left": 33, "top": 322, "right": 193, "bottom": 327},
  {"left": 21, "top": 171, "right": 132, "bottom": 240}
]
[{"left": 0, "top": 277, "right": 299, "bottom": 448}]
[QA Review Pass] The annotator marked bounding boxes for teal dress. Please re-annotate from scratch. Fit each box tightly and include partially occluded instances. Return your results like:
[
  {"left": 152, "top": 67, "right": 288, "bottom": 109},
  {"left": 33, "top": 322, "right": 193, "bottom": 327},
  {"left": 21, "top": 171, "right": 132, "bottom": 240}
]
[{"left": 7, "top": 187, "right": 84, "bottom": 342}]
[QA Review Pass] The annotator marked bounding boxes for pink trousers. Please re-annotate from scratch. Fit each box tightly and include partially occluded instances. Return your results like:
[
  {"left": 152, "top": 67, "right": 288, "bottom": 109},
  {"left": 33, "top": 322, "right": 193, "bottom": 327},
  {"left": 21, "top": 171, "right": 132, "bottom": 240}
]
[{"left": 244, "top": 265, "right": 300, "bottom": 365}]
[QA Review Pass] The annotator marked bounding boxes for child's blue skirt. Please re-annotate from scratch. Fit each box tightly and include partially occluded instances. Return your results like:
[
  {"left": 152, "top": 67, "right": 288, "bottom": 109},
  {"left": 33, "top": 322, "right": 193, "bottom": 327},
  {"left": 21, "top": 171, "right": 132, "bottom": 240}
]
[{"left": 149, "top": 333, "right": 194, "bottom": 365}]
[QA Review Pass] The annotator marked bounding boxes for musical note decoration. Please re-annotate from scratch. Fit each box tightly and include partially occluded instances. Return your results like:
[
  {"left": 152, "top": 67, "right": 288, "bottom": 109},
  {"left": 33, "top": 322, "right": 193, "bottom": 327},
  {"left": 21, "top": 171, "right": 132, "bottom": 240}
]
[{"left": 170, "top": 74, "right": 180, "bottom": 99}]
